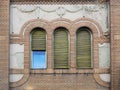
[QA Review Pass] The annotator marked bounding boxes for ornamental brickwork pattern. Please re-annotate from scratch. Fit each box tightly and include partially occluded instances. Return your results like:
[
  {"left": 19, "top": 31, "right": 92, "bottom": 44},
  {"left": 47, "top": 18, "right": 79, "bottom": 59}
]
[
  {"left": 0, "top": 0, "right": 120, "bottom": 90},
  {"left": 10, "top": 0, "right": 107, "bottom": 4}
]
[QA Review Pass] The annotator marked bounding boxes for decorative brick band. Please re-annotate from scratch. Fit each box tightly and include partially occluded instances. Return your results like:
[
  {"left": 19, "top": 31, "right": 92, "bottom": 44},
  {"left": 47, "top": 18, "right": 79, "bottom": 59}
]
[
  {"left": 10, "top": 0, "right": 108, "bottom": 5},
  {"left": 10, "top": 68, "right": 110, "bottom": 74}
]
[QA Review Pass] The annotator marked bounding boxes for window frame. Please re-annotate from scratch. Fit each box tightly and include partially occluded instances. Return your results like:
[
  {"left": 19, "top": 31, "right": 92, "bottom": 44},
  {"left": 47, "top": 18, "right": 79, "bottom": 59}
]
[
  {"left": 76, "top": 27, "right": 93, "bottom": 69},
  {"left": 30, "top": 28, "right": 47, "bottom": 69},
  {"left": 53, "top": 27, "right": 70, "bottom": 69}
]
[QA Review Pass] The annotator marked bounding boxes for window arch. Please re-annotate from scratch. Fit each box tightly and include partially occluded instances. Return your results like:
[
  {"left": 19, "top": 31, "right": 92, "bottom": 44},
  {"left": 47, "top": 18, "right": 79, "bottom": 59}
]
[
  {"left": 54, "top": 27, "right": 69, "bottom": 69},
  {"left": 76, "top": 27, "right": 92, "bottom": 68},
  {"left": 31, "top": 28, "right": 46, "bottom": 69}
]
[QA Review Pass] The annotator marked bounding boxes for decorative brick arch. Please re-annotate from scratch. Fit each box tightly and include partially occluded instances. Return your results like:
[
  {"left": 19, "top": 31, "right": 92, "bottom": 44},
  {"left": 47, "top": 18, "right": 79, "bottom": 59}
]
[
  {"left": 20, "top": 19, "right": 51, "bottom": 39},
  {"left": 10, "top": 18, "right": 109, "bottom": 88},
  {"left": 73, "top": 18, "right": 103, "bottom": 37},
  {"left": 94, "top": 74, "right": 110, "bottom": 87},
  {"left": 71, "top": 17, "right": 103, "bottom": 69},
  {"left": 10, "top": 19, "right": 51, "bottom": 87},
  {"left": 71, "top": 18, "right": 109, "bottom": 87},
  {"left": 50, "top": 18, "right": 72, "bottom": 32},
  {"left": 51, "top": 18, "right": 72, "bottom": 68}
]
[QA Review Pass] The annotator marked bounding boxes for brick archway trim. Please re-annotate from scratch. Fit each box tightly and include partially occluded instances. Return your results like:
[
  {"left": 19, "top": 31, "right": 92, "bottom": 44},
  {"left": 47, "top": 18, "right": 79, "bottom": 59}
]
[{"left": 10, "top": 18, "right": 109, "bottom": 87}]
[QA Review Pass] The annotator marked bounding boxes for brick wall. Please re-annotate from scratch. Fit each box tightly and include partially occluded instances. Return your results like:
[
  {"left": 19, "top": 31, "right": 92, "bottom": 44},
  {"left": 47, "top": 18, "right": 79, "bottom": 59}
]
[
  {"left": 10, "top": 74, "right": 109, "bottom": 90},
  {"left": 110, "top": 0, "right": 120, "bottom": 90},
  {"left": 0, "top": 0, "right": 116, "bottom": 90},
  {"left": 0, "top": 0, "right": 9, "bottom": 90},
  {"left": 10, "top": 18, "right": 110, "bottom": 89}
]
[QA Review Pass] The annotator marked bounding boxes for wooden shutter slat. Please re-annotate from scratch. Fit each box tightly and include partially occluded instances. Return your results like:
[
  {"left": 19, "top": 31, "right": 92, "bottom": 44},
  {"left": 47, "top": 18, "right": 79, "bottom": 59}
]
[
  {"left": 54, "top": 27, "right": 69, "bottom": 69},
  {"left": 76, "top": 28, "right": 91, "bottom": 68},
  {"left": 32, "top": 28, "right": 46, "bottom": 50}
]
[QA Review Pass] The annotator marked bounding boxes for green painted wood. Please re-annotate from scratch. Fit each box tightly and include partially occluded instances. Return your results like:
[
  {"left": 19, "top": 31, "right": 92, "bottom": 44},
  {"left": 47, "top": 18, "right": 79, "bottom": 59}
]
[
  {"left": 32, "top": 28, "right": 46, "bottom": 50},
  {"left": 76, "top": 27, "right": 91, "bottom": 68},
  {"left": 54, "top": 27, "right": 69, "bottom": 69}
]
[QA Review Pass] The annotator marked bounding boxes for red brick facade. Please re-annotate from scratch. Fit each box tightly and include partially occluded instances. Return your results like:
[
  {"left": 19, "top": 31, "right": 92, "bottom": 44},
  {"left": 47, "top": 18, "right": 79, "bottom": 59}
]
[
  {"left": 110, "top": 0, "right": 120, "bottom": 90},
  {"left": 10, "top": 18, "right": 110, "bottom": 90},
  {"left": 0, "top": 0, "right": 120, "bottom": 90},
  {"left": 0, "top": 0, "right": 9, "bottom": 90}
]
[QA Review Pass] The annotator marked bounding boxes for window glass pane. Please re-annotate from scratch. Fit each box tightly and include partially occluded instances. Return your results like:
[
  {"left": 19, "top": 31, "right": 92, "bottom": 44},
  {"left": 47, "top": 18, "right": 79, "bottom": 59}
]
[
  {"left": 31, "top": 28, "right": 47, "bottom": 69},
  {"left": 32, "top": 51, "right": 46, "bottom": 69}
]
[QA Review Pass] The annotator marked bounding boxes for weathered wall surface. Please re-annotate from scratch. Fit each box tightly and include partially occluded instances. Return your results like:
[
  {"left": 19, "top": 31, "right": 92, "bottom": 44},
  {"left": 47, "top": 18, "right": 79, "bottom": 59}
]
[
  {"left": 110, "top": 0, "right": 120, "bottom": 90},
  {"left": 10, "top": 4, "right": 109, "bottom": 34},
  {"left": 9, "top": 3, "right": 110, "bottom": 90},
  {"left": 99, "top": 43, "right": 110, "bottom": 68},
  {"left": 0, "top": 0, "right": 9, "bottom": 90},
  {"left": 10, "top": 74, "right": 109, "bottom": 90},
  {"left": 10, "top": 44, "right": 24, "bottom": 69}
]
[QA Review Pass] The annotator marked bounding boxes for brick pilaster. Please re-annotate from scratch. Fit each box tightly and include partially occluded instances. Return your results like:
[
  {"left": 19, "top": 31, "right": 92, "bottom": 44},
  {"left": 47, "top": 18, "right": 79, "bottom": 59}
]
[
  {"left": 0, "top": 0, "right": 9, "bottom": 90},
  {"left": 110, "top": 0, "right": 120, "bottom": 90}
]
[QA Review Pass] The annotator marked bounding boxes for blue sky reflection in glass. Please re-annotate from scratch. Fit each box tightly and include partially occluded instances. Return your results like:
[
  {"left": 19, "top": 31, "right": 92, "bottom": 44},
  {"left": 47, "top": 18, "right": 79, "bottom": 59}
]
[{"left": 32, "top": 51, "right": 46, "bottom": 69}]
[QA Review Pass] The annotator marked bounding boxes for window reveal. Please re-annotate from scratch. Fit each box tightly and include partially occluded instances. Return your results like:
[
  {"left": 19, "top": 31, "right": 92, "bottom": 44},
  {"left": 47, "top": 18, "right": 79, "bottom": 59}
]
[{"left": 31, "top": 28, "right": 46, "bottom": 69}]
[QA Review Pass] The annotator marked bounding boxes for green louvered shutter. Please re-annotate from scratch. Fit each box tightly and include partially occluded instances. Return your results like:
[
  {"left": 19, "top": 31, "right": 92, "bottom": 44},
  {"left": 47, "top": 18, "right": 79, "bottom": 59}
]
[
  {"left": 76, "top": 27, "right": 91, "bottom": 68},
  {"left": 32, "top": 28, "right": 46, "bottom": 50},
  {"left": 54, "top": 27, "right": 69, "bottom": 69}
]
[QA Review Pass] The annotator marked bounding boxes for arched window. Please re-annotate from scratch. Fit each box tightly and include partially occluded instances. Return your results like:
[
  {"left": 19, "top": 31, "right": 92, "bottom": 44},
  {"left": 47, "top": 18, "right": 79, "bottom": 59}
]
[
  {"left": 76, "top": 27, "right": 92, "bottom": 68},
  {"left": 54, "top": 27, "right": 69, "bottom": 69},
  {"left": 31, "top": 28, "right": 46, "bottom": 69}
]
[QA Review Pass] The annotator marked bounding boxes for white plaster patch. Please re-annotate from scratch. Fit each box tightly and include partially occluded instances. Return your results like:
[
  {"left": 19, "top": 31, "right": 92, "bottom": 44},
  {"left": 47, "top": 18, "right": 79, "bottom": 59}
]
[
  {"left": 10, "top": 74, "right": 24, "bottom": 82},
  {"left": 10, "top": 4, "right": 109, "bottom": 34},
  {"left": 10, "top": 44, "right": 24, "bottom": 69},
  {"left": 100, "top": 74, "right": 110, "bottom": 82},
  {"left": 99, "top": 43, "right": 110, "bottom": 68}
]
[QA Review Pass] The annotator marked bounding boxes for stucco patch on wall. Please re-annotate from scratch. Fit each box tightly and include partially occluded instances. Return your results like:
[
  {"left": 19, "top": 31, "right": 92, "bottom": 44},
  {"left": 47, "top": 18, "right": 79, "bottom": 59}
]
[
  {"left": 100, "top": 74, "right": 110, "bottom": 82},
  {"left": 10, "top": 44, "right": 24, "bottom": 69},
  {"left": 10, "top": 74, "right": 24, "bottom": 82},
  {"left": 10, "top": 4, "right": 108, "bottom": 34},
  {"left": 99, "top": 43, "right": 110, "bottom": 68},
  {"left": 9, "top": 3, "right": 110, "bottom": 89}
]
